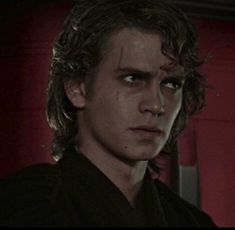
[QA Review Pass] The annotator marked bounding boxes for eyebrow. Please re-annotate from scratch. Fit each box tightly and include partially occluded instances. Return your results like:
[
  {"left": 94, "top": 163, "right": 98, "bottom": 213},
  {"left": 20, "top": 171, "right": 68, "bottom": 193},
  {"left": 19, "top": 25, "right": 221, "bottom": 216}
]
[
  {"left": 167, "top": 70, "right": 186, "bottom": 80},
  {"left": 115, "top": 66, "right": 186, "bottom": 80},
  {"left": 116, "top": 67, "right": 152, "bottom": 75}
]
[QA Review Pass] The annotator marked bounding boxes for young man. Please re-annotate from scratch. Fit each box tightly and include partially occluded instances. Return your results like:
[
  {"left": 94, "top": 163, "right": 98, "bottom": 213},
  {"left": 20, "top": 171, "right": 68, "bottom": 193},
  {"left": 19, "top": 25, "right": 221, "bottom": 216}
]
[{"left": 0, "top": 0, "right": 216, "bottom": 227}]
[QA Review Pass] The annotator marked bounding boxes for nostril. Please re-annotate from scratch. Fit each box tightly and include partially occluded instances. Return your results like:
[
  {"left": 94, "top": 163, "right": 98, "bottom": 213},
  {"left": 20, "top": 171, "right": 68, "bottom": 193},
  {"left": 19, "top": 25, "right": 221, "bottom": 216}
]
[{"left": 139, "top": 102, "right": 165, "bottom": 116}]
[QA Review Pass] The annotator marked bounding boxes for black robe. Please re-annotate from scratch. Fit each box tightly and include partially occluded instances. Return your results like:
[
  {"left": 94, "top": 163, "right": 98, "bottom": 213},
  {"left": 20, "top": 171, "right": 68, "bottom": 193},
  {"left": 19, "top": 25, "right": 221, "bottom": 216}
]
[{"left": 0, "top": 149, "right": 216, "bottom": 227}]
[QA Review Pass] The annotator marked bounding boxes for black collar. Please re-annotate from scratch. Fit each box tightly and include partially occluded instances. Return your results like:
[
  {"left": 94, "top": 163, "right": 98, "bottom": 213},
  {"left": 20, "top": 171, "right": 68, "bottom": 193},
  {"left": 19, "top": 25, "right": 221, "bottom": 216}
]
[{"left": 57, "top": 149, "right": 168, "bottom": 227}]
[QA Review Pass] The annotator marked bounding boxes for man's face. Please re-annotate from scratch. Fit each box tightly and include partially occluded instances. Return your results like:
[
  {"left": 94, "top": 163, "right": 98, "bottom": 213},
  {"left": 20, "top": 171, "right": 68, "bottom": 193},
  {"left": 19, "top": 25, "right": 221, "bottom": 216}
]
[{"left": 77, "top": 28, "right": 184, "bottom": 162}]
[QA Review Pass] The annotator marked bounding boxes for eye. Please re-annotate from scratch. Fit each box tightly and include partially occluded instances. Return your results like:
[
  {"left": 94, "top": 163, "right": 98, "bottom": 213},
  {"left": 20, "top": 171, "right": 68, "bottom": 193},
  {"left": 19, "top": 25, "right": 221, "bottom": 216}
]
[
  {"left": 123, "top": 74, "right": 145, "bottom": 84},
  {"left": 124, "top": 75, "right": 136, "bottom": 83},
  {"left": 161, "top": 78, "right": 184, "bottom": 91}
]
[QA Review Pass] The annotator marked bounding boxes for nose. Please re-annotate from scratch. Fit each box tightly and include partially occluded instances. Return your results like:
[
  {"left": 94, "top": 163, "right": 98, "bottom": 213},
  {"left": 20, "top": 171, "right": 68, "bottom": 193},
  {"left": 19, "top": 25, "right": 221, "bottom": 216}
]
[{"left": 139, "top": 84, "right": 165, "bottom": 116}]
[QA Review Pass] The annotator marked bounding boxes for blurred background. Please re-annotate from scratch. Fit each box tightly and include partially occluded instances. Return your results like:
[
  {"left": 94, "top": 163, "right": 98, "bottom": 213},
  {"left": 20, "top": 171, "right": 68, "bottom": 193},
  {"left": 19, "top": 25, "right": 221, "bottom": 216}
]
[{"left": 0, "top": 0, "right": 235, "bottom": 227}]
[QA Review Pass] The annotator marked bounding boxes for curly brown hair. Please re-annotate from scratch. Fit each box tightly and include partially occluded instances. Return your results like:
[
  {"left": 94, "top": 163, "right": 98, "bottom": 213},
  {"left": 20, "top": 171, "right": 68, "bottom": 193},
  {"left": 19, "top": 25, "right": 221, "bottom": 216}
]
[{"left": 46, "top": 0, "right": 206, "bottom": 161}]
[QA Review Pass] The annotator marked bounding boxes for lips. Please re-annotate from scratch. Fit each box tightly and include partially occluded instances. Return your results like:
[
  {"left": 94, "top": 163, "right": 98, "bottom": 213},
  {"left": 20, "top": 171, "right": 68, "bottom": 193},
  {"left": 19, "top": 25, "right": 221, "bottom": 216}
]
[{"left": 130, "top": 126, "right": 164, "bottom": 140}]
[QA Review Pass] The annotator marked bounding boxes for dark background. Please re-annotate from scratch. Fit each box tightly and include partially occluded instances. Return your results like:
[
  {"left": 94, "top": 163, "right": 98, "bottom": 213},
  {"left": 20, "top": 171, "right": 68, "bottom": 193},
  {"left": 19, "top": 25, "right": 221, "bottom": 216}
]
[{"left": 0, "top": 0, "right": 235, "bottom": 227}]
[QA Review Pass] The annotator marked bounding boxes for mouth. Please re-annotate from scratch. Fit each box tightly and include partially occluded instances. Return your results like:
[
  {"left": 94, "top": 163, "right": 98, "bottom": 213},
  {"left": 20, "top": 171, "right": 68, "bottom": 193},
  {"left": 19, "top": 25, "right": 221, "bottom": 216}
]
[{"left": 129, "top": 126, "right": 164, "bottom": 140}]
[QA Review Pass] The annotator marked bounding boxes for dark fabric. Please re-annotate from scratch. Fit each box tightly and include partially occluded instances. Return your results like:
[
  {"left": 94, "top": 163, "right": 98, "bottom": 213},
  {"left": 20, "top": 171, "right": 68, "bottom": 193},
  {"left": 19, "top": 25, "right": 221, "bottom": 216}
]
[{"left": 0, "top": 149, "right": 216, "bottom": 227}]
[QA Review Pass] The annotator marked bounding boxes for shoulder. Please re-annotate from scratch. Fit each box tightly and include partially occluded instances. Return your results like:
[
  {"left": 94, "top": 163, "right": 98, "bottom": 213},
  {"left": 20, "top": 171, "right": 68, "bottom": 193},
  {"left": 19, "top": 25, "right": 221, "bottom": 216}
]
[
  {"left": 154, "top": 179, "right": 217, "bottom": 227},
  {"left": 0, "top": 163, "right": 61, "bottom": 226},
  {"left": 0, "top": 163, "right": 60, "bottom": 195}
]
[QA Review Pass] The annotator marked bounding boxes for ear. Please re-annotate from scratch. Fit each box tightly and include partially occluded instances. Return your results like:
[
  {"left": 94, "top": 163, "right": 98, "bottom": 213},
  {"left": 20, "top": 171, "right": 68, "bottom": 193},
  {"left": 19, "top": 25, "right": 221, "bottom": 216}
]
[{"left": 64, "top": 81, "right": 86, "bottom": 109}]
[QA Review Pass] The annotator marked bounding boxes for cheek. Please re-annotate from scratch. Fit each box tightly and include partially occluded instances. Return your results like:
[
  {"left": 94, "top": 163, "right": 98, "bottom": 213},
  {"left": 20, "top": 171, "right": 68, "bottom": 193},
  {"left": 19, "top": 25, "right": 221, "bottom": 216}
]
[
  {"left": 166, "top": 94, "right": 182, "bottom": 122},
  {"left": 174, "top": 96, "right": 183, "bottom": 115},
  {"left": 115, "top": 92, "right": 141, "bottom": 122},
  {"left": 90, "top": 90, "right": 132, "bottom": 126}
]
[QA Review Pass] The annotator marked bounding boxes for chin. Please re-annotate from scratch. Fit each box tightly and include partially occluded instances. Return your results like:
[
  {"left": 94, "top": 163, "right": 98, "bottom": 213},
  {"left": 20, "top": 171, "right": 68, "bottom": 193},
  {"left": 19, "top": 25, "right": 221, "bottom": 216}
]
[{"left": 129, "top": 149, "right": 160, "bottom": 161}]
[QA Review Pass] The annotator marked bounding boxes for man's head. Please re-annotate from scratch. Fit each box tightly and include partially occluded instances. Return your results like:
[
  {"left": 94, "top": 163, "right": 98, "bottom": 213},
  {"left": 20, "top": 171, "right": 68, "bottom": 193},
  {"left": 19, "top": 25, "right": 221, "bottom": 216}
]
[{"left": 47, "top": 0, "right": 205, "bottom": 160}]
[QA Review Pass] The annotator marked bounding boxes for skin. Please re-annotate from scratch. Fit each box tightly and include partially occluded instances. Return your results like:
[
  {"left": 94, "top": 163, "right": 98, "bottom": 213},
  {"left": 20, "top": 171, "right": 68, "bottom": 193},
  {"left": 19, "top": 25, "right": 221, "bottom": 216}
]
[{"left": 65, "top": 28, "right": 184, "bottom": 206}]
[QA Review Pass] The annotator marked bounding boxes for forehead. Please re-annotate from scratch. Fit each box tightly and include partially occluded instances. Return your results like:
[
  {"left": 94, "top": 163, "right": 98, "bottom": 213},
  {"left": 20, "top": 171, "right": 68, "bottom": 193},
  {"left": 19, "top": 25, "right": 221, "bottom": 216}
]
[{"left": 101, "top": 28, "right": 182, "bottom": 74}]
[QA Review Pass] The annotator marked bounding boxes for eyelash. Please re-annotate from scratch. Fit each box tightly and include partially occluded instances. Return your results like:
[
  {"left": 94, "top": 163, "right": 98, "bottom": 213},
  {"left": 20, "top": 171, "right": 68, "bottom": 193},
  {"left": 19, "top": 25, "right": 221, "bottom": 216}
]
[
  {"left": 161, "top": 78, "right": 183, "bottom": 90},
  {"left": 122, "top": 74, "right": 183, "bottom": 91},
  {"left": 122, "top": 74, "right": 145, "bottom": 84}
]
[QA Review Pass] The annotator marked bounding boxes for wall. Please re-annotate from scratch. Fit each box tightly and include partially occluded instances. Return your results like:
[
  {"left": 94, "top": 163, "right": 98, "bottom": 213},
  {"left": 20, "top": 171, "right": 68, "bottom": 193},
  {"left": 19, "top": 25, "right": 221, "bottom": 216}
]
[
  {"left": 179, "top": 19, "right": 235, "bottom": 227},
  {"left": 0, "top": 1, "right": 72, "bottom": 177}
]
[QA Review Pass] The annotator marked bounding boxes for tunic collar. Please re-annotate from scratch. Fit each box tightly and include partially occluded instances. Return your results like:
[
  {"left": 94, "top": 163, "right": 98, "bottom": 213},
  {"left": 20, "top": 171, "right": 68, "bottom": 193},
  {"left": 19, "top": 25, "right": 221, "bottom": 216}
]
[{"left": 57, "top": 148, "right": 168, "bottom": 227}]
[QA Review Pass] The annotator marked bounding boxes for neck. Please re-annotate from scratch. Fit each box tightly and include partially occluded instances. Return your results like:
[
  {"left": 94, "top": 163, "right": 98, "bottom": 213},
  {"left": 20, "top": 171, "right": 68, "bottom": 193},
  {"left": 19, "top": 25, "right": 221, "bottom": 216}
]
[{"left": 77, "top": 145, "right": 148, "bottom": 206}]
